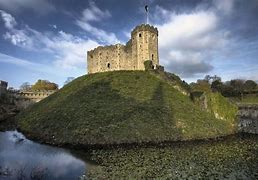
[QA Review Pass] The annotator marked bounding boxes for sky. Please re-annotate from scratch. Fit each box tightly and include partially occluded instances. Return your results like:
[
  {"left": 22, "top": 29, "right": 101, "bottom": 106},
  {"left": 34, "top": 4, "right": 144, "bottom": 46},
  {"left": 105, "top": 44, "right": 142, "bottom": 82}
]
[{"left": 0, "top": 0, "right": 258, "bottom": 88}]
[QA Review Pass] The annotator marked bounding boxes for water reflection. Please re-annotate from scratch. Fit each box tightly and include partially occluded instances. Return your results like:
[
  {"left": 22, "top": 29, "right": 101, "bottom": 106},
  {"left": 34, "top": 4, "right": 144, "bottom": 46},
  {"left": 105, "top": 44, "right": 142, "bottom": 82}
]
[{"left": 0, "top": 131, "right": 86, "bottom": 180}]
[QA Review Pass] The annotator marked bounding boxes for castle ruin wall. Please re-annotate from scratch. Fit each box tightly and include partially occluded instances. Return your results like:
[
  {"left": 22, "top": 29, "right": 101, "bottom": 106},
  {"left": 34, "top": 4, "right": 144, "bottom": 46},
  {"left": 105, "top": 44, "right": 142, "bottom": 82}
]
[{"left": 87, "top": 24, "right": 159, "bottom": 74}]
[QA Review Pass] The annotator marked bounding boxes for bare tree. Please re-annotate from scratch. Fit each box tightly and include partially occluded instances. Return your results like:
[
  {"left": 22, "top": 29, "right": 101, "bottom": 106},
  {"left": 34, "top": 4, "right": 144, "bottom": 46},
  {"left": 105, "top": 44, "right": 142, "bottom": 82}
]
[
  {"left": 20, "top": 82, "right": 31, "bottom": 91},
  {"left": 64, "top": 77, "right": 75, "bottom": 85}
]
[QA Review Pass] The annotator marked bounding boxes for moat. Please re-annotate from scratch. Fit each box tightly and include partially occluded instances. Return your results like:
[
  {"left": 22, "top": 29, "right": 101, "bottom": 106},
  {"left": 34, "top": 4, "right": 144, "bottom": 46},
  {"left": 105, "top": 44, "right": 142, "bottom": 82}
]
[
  {"left": 1, "top": 130, "right": 258, "bottom": 179},
  {"left": 0, "top": 131, "right": 88, "bottom": 180}
]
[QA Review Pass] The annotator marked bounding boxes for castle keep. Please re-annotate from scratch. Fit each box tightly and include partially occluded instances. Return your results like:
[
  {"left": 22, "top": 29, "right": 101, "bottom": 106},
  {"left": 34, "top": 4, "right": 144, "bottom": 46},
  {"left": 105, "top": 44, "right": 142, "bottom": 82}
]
[{"left": 87, "top": 24, "right": 159, "bottom": 74}]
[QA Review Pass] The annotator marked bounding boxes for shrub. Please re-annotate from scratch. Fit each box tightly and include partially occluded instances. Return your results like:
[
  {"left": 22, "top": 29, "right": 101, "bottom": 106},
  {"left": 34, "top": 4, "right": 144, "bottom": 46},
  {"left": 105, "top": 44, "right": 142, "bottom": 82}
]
[{"left": 144, "top": 60, "right": 154, "bottom": 71}]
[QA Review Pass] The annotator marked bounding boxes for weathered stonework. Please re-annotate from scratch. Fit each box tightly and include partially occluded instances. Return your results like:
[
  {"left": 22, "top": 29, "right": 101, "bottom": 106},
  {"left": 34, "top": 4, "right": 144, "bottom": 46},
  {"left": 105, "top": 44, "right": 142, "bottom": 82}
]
[
  {"left": 9, "top": 90, "right": 57, "bottom": 109},
  {"left": 238, "top": 104, "right": 258, "bottom": 134},
  {"left": 87, "top": 24, "right": 159, "bottom": 74},
  {"left": 0, "top": 80, "right": 8, "bottom": 96},
  {"left": 18, "top": 90, "right": 56, "bottom": 103}
]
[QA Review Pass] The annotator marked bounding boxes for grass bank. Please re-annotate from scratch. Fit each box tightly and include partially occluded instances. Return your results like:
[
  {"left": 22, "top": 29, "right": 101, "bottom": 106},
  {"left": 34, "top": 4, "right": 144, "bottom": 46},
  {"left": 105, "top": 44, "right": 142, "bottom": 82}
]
[{"left": 18, "top": 71, "right": 237, "bottom": 146}]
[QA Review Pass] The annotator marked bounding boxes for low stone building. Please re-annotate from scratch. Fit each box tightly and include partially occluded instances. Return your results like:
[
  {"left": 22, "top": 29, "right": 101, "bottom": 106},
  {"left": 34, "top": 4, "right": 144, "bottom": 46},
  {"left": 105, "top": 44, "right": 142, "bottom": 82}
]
[
  {"left": 18, "top": 90, "right": 56, "bottom": 103},
  {"left": 10, "top": 90, "right": 57, "bottom": 109},
  {"left": 87, "top": 24, "right": 160, "bottom": 74},
  {"left": 0, "top": 80, "right": 8, "bottom": 96}
]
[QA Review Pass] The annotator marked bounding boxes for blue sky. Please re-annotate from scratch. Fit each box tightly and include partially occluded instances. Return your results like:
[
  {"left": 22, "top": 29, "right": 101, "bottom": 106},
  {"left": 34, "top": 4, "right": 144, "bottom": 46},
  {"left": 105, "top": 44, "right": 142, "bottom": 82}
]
[{"left": 0, "top": 0, "right": 258, "bottom": 88}]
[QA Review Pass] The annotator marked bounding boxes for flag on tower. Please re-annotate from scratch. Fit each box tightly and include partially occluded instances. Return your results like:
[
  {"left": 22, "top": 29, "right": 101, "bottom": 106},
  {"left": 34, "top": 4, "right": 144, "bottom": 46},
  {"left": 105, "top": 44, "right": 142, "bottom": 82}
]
[{"left": 145, "top": 5, "right": 148, "bottom": 12}]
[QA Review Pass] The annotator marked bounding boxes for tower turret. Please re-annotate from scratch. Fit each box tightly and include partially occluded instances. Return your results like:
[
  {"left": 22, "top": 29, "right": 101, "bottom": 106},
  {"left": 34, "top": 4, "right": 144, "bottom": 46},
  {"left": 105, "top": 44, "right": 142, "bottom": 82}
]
[{"left": 131, "top": 24, "right": 159, "bottom": 70}]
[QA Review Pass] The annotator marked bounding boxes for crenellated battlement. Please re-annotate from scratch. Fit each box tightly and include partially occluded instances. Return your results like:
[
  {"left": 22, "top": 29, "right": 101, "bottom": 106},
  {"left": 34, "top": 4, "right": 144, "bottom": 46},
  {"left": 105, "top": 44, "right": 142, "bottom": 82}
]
[
  {"left": 131, "top": 24, "right": 158, "bottom": 36},
  {"left": 88, "top": 44, "right": 125, "bottom": 54}
]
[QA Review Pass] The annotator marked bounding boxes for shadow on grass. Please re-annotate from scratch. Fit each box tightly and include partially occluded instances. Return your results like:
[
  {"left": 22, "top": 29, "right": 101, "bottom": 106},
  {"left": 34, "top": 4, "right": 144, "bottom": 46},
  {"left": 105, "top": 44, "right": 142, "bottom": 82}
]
[
  {"left": 52, "top": 80, "right": 182, "bottom": 144},
  {"left": 17, "top": 76, "right": 182, "bottom": 146}
]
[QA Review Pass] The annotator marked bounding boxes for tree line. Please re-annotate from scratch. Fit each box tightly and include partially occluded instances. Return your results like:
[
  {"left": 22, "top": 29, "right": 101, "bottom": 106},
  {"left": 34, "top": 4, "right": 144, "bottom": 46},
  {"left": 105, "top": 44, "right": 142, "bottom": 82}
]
[
  {"left": 19, "top": 77, "right": 75, "bottom": 91},
  {"left": 190, "top": 75, "right": 258, "bottom": 99},
  {"left": 20, "top": 80, "right": 59, "bottom": 91}
]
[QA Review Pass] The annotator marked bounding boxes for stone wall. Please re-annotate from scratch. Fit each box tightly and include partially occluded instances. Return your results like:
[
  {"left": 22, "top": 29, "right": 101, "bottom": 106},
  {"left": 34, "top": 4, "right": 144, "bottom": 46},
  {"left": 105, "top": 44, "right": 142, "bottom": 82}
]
[
  {"left": 238, "top": 104, "right": 258, "bottom": 134},
  {"left": 87, "top": 44, "right": 134, "bottom": 73},
  {"left": 0, "top": 80, "right": 8, "bottom": 96},
  {"left": 11, "top": 90, "right": 56, "bottom": 109},
  {"left": 87, "top": 24, "right": 159, "bottom": 74},
  {"left": 18, "top": 91, "right": 56, "bottom": 103},
  {"left": 131, "top": 24, "right": 159, "bottom": 70}
]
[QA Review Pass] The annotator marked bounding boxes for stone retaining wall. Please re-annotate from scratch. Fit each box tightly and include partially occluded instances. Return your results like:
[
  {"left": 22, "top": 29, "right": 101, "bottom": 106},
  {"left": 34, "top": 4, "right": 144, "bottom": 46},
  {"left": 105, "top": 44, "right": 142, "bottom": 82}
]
[{"left": 238, "top": 104, "right": 258, "bottom": 134}]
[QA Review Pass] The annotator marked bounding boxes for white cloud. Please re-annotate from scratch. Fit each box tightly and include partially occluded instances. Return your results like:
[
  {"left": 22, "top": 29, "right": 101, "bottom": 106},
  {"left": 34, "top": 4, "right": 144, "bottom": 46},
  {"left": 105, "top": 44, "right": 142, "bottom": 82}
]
[
  {"left": 0, "top": 10, "right": 100, "bottom": 70},
  {"left": 2, "top": 25, "right": 44, "bottom": 50},
  {"left": 153, "top": 7, "right": 229, "bottom": 78},
  {"left": 42, "top": 31, "right": 100, "bottom": 69},
  {"left": 158, "top": 11, "right": 218, "bottom": 50},
  {"left": 50, "top": 24, "right": 57, "bottom": 29},
  {"left": 76, "top": 20, "right": 119, "bottom": 44},
  {"left": 46, "top": 31, "right": 100, "bottom": 69},
  {"left": 0, "top": 10, "right": 17, "bottom": 29},
  {"left": 0, "top": 11, "right": 40, "bottom": 49},
  {"left": 0, "top": 0, "right": 55, "bottom": 14},
  {"left": 123, "top": 31, "right": 131, "bottom": 39},
  {"left": 151, "top": 5, "right": 170, "bottom": 24},
  {"left": 81, "top": 1, "right": 111, "bottom": 22},
  {"left": 3, "top": 31, "right": 29, "bottom": 46},
  {"left": 76, "top": 1, "right": 119, "bottom": 45}
]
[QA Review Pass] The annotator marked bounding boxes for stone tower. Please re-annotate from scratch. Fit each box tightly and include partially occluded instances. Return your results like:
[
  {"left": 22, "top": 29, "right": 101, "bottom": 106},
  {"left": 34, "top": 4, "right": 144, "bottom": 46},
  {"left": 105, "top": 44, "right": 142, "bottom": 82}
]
[
  {"left": 87, "top": 24, "right": 160, "bottom": 74},
  {"left": 131, "top": 24, "right": 159, "bottom": 70}
]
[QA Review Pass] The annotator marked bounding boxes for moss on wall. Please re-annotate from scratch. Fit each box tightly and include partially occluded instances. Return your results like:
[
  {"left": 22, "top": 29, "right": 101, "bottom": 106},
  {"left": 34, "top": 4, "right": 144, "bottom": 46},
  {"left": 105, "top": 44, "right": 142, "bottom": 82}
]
[
  {"left": 144, "top": 60, "right": 153, "bottom": 70},
  {"left": 201, "top": 92, "right": 238, "bottom": 133}
]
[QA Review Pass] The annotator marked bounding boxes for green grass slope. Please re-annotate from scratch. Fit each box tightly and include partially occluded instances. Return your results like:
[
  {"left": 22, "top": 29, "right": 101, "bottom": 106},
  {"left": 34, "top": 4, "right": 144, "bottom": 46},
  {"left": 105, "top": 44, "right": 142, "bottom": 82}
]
[
  {"left": 206, "top": 92, "right": 238, "bottom": 124},
  {"left": 18, "top": 71, "right": 237, "bottom": 146}
]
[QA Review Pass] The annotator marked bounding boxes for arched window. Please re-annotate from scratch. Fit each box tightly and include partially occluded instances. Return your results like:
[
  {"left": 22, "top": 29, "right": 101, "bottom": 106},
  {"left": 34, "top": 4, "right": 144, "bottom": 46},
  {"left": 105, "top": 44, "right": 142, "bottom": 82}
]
[
  {"left": 139, "top": 33, "right": 142, "bottom": 37},
  {"left": 152, "top": 54, "right": 154, "bottom": 60},
  {"left": 107, "top": 63, "right": 110, "bottom": 68}
]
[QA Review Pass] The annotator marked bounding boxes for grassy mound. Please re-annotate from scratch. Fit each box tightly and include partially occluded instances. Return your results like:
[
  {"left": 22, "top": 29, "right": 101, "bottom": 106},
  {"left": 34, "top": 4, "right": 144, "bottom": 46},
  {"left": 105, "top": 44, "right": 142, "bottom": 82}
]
[{"left": 18, "top": 71, "right": 237, "bottom": 146}]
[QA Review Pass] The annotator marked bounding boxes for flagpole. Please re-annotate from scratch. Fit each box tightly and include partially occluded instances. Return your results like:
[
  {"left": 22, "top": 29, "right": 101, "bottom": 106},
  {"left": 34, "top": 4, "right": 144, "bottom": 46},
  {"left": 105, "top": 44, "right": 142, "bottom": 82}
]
[
  {"left": 145, "top": 5, "right": 149, "bottom": 24},
  {"left": 147, "top": 9, "right": 149, "bottom": 24}
]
